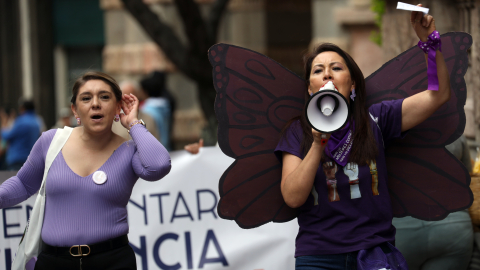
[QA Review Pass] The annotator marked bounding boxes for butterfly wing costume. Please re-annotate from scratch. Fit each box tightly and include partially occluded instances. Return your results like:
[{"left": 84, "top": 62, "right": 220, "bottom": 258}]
[{"left": 208, "top": 32, "right": 473, "bottom": 229}]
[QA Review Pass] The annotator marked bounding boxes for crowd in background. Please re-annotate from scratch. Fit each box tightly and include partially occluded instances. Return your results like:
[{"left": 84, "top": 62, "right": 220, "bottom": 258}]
[
  {"left": 0, "top": 70, "right": 175, "bottom": 171},
  {"left": 0, "top": 100, "right": 43, "bottom": 170}
]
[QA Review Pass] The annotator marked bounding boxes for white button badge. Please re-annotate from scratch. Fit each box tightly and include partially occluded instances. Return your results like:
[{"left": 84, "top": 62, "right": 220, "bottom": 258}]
[{"left": 92, "top": 171, "right": 107, "bottom": 185}]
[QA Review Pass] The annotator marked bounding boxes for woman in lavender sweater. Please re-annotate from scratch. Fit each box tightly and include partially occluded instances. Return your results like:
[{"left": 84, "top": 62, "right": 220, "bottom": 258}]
[{"left": 0, "top": 72, "right": 171, "bottom": 270}]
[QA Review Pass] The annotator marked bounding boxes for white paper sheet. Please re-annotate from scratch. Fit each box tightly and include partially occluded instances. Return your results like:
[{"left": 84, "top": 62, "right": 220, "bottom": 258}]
[{"left": 397, "top": 2, "right": 429, "bottom": 14}]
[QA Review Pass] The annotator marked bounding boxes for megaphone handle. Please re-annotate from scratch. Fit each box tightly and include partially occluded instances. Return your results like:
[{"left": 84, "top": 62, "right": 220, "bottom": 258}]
[{"left": 321, "top": 134, "right": 329, "bottom": 146}]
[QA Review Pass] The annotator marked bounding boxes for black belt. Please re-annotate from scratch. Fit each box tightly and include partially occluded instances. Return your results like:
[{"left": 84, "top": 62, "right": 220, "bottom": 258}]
[{"left": 42, "top": 235, "right": 129, "bottom": 257}]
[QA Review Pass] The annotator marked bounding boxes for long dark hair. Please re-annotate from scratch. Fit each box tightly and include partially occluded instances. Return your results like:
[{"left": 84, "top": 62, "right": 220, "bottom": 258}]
[{"left": 285, "top": 43, "right": 377, "bottom": 165}]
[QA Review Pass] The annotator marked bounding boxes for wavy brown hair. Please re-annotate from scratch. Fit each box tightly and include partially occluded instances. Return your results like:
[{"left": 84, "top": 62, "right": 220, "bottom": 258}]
[
  {"left": 284, "top": 43, "right": 378, "bottom": 165},
  {"left": 71, "top": 71, "right": 122, "bottom": 105}
]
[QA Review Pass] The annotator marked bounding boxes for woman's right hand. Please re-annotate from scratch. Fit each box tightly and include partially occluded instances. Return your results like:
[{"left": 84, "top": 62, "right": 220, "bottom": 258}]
[
  {"left": 120, "top": 94, "right": 140, "bottom": 130},
  {"left": 281, "top": 129, "right": 329, "bottom": 208},
  {"left": 312, "top": 128, "right": 331, "bottom": 147}
]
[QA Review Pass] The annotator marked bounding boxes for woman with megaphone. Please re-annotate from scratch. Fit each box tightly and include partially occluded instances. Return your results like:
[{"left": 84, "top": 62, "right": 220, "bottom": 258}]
[{"left": 275, "top": 4, "right": 448, "bottom": 269}]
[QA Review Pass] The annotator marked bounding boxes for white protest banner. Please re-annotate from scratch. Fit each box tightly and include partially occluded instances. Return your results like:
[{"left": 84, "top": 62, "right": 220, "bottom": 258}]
[
  {"left": 0, "top": 147, "right": 298, "bottom": 270},
  {"left": 0, "top": 190, "right": 35, "bottom": 270}
]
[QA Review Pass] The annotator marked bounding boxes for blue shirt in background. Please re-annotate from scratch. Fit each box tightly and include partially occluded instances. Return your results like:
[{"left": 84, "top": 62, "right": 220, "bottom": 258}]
[
  {"left": 1, "top": 111, "right": 40, "bottom": 166},
  {"left": 141, "top": 97, "right": 171, "bottom": 151}
]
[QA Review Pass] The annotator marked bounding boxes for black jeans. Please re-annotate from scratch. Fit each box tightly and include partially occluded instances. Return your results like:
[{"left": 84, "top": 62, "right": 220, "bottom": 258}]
[{"left": 34, "top": 244, "right": 136, "bottom": 270}]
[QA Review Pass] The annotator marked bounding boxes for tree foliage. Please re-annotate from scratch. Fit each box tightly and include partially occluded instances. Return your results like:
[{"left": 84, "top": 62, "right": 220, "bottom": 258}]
[{"left": 370, "top": 0, "right": 386, "bottom": 46}]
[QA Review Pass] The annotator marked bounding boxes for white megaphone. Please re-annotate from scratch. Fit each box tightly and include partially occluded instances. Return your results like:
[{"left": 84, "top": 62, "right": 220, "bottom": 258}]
[{"left": 305, "top": 81, "right": 350, "bottom": 133}]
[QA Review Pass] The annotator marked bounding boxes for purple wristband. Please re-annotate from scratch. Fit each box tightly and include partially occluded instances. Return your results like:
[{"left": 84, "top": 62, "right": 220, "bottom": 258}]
[{"left": 417, "top": 31, "right": 442, "bottom": 91}]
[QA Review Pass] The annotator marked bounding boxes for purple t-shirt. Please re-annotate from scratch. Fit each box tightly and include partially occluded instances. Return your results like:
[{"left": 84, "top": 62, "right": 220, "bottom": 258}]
[{"left": 275, "top": 99, "right": 404, "bottom": 257}]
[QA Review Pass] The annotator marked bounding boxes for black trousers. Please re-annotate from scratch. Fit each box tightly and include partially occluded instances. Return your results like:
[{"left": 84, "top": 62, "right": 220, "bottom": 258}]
[{"left": 34, "top": 244, "right": 136, "bottom": 270}]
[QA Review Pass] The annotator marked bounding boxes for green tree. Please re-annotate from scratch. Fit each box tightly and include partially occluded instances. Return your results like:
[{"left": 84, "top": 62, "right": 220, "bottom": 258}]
[{"left": 370, "top": 0, "right": 386, "bottom": 46}]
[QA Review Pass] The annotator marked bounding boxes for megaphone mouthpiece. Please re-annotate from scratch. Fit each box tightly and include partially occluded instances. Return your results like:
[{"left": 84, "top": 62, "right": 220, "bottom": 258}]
[
  {"left": 319, "top": 95, "right": 336, "bottom": 116},
  {"left": 320, "top": 81, "right": 337, "bottom": 92}
]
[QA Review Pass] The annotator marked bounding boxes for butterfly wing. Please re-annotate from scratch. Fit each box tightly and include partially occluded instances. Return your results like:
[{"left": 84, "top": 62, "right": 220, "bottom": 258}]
[
  {"left": 365, "top": 32, "right": 473, "bottom": 220},
  {"left": 210, "top": 32, "right": 472, "bottom": 227},
  {"left": 209, "top": 44, "right": 305, "bottom": 228}
]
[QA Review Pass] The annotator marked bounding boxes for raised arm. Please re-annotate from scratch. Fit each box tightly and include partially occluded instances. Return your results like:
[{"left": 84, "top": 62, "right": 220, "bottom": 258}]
[
  {"left": 281, "top": 130, "right": 330, "bottom": 208},
  {"left": 401, "top": 4, "right": 450, "bottom": 132},
  {"left": 130, "top": 124, "right": 171, "bottom": 181},
  {"left": 120, "top": 93, "right": 171, "bottom": 181}
]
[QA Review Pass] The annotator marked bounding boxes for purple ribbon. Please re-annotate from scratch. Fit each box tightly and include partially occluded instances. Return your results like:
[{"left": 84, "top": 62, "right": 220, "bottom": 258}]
[
  {"left": 417, "top": 30, "right": 442, "bottom": 91},
  {"left": 325, "top": 121, "right": 353, "bottom": 167},
  {"left": 357, "top": 242, "right": 408, "bottom": 270}
]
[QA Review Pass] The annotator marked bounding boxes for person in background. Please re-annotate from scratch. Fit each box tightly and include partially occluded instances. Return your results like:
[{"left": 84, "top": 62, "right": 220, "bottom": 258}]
[
  {"left": 393, "top": 135, "right": 474, "bottom": 270},
  {"left": 0, "top": 105, "right": 16, "bottom": 170},
  {"left": 0, "top": 100, "right": 40, "bottom": 170},
  {"left": 140, "top": 71, "right": 175, "bottom": 151},
  {"left": 184, "top": 139, "right": 204, "bottom": 154},
  {"left": 36, "top": 113, "right": 46, "bottom": 133},
  {"left": 0, "top": 105, "right": 16, "bottom": 127},
  {"left": 112, "top": 81, "right": 160, "bottom": 141},
  {"left": 52, "top": 107, "right": 76, "bottom": 129}
]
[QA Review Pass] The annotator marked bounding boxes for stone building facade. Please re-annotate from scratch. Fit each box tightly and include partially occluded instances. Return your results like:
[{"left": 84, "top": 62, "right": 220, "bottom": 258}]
[
  {"left": 0, "top": 0, "right": 55, "bottom": 128},
  {"left": 100, "top": 0, "right": 385, "bottom": 148},
  {"left": 1, "top": 0, "right": 477, "bottom": 153},
  {"left": 100, "top": 0, "right": 313, "bottom": 148},
  {"left": 311, "top": 0, "right": 384, "bottom": 77}
]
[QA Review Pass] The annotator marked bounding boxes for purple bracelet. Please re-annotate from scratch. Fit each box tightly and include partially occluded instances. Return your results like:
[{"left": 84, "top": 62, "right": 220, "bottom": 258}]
[{"left": 417, "top": 30, "right": 442, "bottom": 91}]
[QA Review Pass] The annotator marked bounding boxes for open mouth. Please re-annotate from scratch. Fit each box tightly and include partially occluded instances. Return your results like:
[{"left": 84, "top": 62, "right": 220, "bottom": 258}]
[{"left": 90, "top": 114, "right": 104, "bottom": 121}]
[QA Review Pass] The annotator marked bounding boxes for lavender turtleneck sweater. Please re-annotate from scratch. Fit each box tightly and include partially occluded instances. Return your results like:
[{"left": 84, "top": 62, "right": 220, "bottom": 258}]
[{"left": 0, "top": 124, "right": 171, "bottom": 246}]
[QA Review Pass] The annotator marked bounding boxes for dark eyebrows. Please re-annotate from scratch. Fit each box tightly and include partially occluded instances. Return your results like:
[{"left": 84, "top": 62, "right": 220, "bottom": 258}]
[
  {"left": 313, "top": 62, "right": 343, "bottom": 68},
  {"left": 78, "top": 90, "right": 112, "bottom": 96}
]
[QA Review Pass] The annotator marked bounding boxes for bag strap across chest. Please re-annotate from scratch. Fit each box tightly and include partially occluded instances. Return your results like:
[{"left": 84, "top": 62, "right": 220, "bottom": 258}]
[{"left": 39, "top": 127, "right": 73, "bottom": 195}]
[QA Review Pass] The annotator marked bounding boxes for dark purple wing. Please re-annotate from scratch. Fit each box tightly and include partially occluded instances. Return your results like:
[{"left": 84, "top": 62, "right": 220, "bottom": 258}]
[
  {"left": 208, "top": 44, "right": 305, "bottom": 228},
  {"left": 365, "top": 32, "right": 473, "bottom": 220}
]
